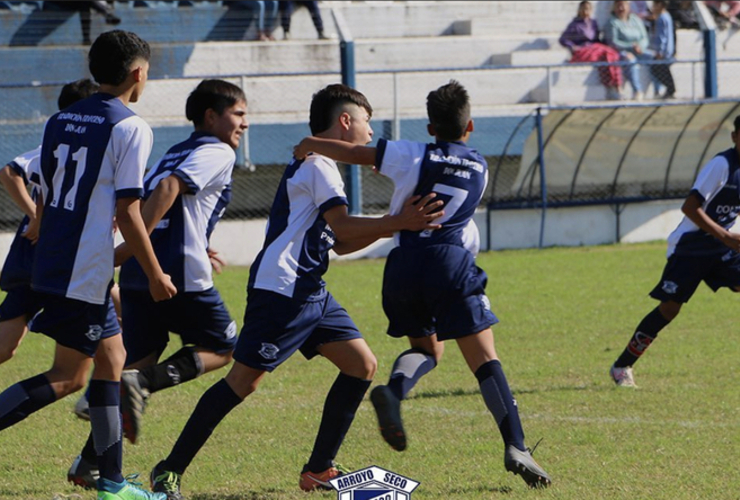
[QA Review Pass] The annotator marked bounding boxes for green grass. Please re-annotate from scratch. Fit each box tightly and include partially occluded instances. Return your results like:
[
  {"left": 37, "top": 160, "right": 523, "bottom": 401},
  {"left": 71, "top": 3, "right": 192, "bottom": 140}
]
[{"left": 1, "top": 241, "right": 739, "bottom": 499}]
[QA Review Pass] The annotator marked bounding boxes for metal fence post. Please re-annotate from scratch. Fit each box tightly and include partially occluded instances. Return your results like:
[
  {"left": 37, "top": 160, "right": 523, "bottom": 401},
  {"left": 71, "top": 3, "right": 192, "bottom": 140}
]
[
  {"left": 695, "top": 1, "right": 718, "bottom": 99},
  {"left": 535, "top": 107, "right": 547, "bottom": 248},
  {"left": 333, "top": 8, "right": 361, "bottom": 215},
  {"left": 703, "top": 29, "right": 718, "bottom": 99}
]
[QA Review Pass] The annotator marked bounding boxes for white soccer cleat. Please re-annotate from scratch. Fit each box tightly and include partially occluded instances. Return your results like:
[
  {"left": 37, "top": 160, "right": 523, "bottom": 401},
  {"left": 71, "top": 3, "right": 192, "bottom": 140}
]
[{"left": 610, "top": 364, "right": 637, "bottom": 388}]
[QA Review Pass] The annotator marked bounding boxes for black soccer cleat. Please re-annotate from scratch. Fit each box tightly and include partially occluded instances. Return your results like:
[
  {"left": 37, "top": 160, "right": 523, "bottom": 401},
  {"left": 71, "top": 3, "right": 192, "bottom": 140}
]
[
  {"left": 370, "top": 385, "right": 407, "bottom": 451},
  {"left": 504, "top": 444, "right": 552, "bottom": 488},
  {"left": 150, "top": 461, "right": 185, "bottom": 500}
]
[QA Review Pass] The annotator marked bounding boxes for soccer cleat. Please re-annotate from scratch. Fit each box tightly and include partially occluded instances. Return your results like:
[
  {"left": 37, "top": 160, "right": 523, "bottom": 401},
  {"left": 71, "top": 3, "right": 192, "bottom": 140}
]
[
  {"left": 504, "top": 444, "right": 551, "bottom": 488},
  {"left": 610, "top": 364, "right": 637, "bottom": 388},
  {"left": 370, "top": 385, "right": 407, "bottom": 451},
  {"left": 68, "top": 454, "right": 99, "bottom": 489},
  {"left": 150, "top": 461, "right": 184, "bottom": 500},
  {"left": 120, "top": 369, "right": 150, "bottom": 444},
  {"left": 97, "top": 476, "right": 166, "bottom": 500},
  {"left": 74, "top": 393, "right": 91, "bottom": 421},
  {"left": 299, "top": 463, "right": 348, "bottom": 492}
]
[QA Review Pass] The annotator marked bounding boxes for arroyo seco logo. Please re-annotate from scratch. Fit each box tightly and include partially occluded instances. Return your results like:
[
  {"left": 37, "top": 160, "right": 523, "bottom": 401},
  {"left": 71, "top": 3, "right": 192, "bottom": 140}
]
[{"left": 329, "top": 466, "right": 419, "bottom": 500}]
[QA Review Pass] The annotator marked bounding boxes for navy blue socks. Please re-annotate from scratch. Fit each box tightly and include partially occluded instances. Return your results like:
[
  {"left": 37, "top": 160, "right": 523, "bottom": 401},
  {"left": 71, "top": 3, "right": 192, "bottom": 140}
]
[
  {"left": 164, "top": 378, "right": 243, "bottom": 475},
  {"left": 88, "top": 379, "right": 124, "bottom": 483},
  {"left": 475, "top": 360, "right": 526, "bottom": 451},
  {"left": 614, "top": 306, "right": 670, "bottom": 368},
  {"left": 0, "top": 374, "right": 56, "bottom": 430},
  {"left": 306, "top": 373, "right": 371, "bottom": 472},
  {"left": 386, "top": 348, "right": 437, "bottom": 400}
]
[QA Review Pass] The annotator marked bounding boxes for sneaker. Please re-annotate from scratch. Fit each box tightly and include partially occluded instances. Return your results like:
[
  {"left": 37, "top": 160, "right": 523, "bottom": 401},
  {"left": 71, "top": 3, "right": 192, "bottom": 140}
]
[
  {"left": 633, "top": 90, "right": 644, "bottom": 102},
  {"left": 299, "top": 463, "right": 348, "bottom": 492},
  {"left": 370, "top": 385, "right": 407, "bottom": 451},
  {"left": 610, "top": 364, "right": 637, "bottom": 388},
  {"left": 68, "top": 454, "right": 99, "bottom": 489},
  {"left": 120, "top": 369, "right": 150, "bottom": 444},
  {"left": 504, "top": 444, "right": 551, "bottom": 488},
  {"left": 74, "top": 393, "right": 91, "bottom": 421},
  {"left": 150, "top": 461, "right": 184, "bottom": 500},
  {"left": 97, "top": 476, "right": 166, "bottom": 500}
]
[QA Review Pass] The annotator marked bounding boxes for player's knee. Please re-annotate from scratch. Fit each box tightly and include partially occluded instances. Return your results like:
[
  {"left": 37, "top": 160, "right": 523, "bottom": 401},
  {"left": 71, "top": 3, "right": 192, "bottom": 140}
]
[
  {"left": 357, "top": 354, "right": 377, "bottom": 380},
  {"left": 0, "top": 344, "right": 18, "bottom": 364},
  {"left": 659, "top": 301, "right": 681, "bottom": 321}
]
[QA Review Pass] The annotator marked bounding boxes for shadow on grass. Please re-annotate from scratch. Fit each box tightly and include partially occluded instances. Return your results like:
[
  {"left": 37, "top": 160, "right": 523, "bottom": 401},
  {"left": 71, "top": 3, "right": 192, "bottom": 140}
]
[
  {"left": 410, "top": 383, "right": 596, "bottom": 400},
  {"left": 446, "top": 484, "right": 514, "bottom": 495},
  {"left": 191, "top": 490, "right": 285, "bottom": 500}
]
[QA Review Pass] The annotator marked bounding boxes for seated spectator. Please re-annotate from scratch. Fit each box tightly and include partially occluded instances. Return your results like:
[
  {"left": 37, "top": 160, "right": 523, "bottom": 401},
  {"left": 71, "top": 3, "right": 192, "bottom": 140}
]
[
  {"left": 668, "top": 1, "right": 699, "bottom": 29},
  {"left": 278, "top": 1, "right": 330, "bottom": 40},
  {"left": 705, "top": 1, "right": 740, "bottom": 28},
  {"left": 649, "top": 0, "right": 676, "bottom": 98},
  {"left": 560, "top": 1, "right": 624, "bottom": 100},
  {"left": 605, "top": 0, "right": 655, "bottom": 101}
]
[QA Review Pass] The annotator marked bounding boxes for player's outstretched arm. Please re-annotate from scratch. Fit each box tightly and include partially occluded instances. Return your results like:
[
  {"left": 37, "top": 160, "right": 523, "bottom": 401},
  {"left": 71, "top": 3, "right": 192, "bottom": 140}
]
[
  {"left": 114, "top": 175, "right": 186, "bottom": 266},
  {"left": 294, "top": 137, "right": 377, "bottom": 166},
  {"left": 115, "top": 196, "right": 177, "bottom": 301},
  {"left": 325, "top": 193, "right": 444, "bottom": 254},
  {"left": 682, "top": 193, "right": 740, "bottom": 251}
]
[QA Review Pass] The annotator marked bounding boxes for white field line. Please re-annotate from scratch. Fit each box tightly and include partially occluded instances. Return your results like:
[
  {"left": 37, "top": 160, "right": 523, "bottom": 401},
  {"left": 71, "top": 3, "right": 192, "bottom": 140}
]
[{"left": 414, "top": 406, "right": 740, "bottom": 429}]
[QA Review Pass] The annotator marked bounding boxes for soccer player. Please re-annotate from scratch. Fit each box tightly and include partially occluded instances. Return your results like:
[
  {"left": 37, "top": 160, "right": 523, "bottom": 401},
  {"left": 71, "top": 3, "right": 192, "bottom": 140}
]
[
  {"left": 610, "top": 115, "right": 740, "bottom": 388},
  {"left": 0, "top": 30, "right": 176, "bottom": 500},
  {"left": 0, "top": 78, "right": 100, "bottom": 366},
  {"left": 293, "top": 80, "right": 552, "bottom": 488},
  {"left": 148, "top": 83, "right": 444, "bottom": 499},
  {"left": 68, "top": 78, "right": 246, "bottom": 488}
]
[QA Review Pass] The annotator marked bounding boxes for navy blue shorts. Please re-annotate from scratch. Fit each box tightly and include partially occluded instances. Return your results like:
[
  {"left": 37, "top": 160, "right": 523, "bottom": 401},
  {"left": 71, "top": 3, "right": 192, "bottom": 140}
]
[
  {"left": 650, "top": 250, "right": 740, "bottom": 303},
  {"left": 121, "top": 287, "right": 237, "bottom": 365},
  {"left": 382, "top": 245, "right": 498, "bottom": 341},
  {"left": 233, "top": 288, "right": 362, "bottom": 372},
  {"left": 0, "top": 285, "right": 44, "bottom": 323},
  {"left": 29, "top": 292, "right": 120, "bottom": 357}
]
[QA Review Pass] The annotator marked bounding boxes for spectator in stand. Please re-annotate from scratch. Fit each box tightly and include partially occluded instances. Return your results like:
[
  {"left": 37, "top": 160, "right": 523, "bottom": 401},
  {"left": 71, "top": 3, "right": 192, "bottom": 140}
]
[
  {"left": 649, "top": 0, "right": 676, "bottom": 98},
  {"left": 560, "top": 1, "right": 624, "bottom": 100},
  {"left": 278, "top": 1, "right": 330, "bottom": 40},
  {"left": 225, "top": 1, "right": 279, "bottom": 41},
  {"left": 668, "top": 1, "right": 700, "bottom": 29},
  {"left": 605, "top": 0, "right": 655, "bottom": 101},
  {"left": 631, "top": 0, "right": 653, "bottom": 25},
  {"left": 705, "top": 1, "right": 740, "bottom": 28}
]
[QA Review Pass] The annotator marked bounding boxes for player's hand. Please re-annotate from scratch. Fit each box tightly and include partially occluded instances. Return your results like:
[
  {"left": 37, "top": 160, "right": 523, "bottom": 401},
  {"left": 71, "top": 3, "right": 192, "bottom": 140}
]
[
  {"left": 395, "top": 193, "right": 445, "bottom": 232},
  {"left": 208, "top": 248, "right": 227, "bottom": 274},
  {"left": 293, "top": 139, "right": 311, "bottom": 160},
  {"left": 149, "top": 273, "right": 177, "bottom": 302},
  {"left": 22, "top": 216, "right": 39, "bottom": 244},
  {"left": 722, "top": 232, "right": 740, "bottom": 252}
]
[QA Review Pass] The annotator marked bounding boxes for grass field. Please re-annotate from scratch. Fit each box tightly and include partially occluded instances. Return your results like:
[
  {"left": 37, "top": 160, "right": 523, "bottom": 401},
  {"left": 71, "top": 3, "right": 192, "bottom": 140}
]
[{"left": 1, "top": 241, "right": 739, "bottom": 500}]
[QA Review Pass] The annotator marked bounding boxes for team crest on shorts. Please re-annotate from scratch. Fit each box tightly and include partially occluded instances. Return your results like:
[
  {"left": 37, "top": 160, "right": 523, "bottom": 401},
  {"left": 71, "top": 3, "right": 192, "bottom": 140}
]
[
  {"left": 85, "top": 324, "right": 103, "bottom": 341},
  {"left": 329, "top": 466, "right": 419, "bottom": 500},
  {"left": 661, "top": 280, "right": 678, "bottom": 294},
  {"left": 258, "top": 342, "right": 280, "bottom": 360}
]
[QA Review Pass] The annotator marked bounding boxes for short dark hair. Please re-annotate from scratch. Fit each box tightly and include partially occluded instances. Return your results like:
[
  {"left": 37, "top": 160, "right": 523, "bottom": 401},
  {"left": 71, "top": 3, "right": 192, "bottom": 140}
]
[
  {"left": 309, "top": 84, "right": 373, "bottom": 135},
  {"left": 653, "top": 0, "right": 667, "bottom": 7},
  {"left": 186, "top": 79, "right": 246, "bottom": 126},
  {"left": 426, "top": 80, "right": 471, "bottom": 141},
  {"left": 57, "top": 78, "right": 99, "bottom": 110},
  {"left": 734, "top": 115, "right": 740, "bottom": 133},
  {"left": 88, "top": 30, "right": 150, "bottom": 86}
]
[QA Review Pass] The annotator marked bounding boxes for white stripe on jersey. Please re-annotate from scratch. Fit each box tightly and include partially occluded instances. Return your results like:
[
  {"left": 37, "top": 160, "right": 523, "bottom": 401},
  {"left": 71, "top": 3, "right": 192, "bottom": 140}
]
[{"left": 252, "top": 154, "right": 346, "bottom": 297}]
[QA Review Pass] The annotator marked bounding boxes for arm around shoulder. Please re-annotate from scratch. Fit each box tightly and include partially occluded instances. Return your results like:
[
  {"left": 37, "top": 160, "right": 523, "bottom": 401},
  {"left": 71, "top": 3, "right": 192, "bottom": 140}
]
[{"left": 295, "top": 137, "right": 377, "bottom": 166}]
